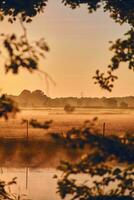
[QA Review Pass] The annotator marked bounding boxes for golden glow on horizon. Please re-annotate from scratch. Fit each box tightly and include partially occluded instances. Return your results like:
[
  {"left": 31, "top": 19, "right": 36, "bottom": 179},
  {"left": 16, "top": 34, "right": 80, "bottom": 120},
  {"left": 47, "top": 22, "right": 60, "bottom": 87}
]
[{"left": 0, "top": 0, "right": 133, "bottom": 97}]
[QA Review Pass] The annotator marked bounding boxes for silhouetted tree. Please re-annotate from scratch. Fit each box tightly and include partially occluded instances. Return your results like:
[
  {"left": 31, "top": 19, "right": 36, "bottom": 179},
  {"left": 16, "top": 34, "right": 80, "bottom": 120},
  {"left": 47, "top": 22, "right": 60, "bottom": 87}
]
[
  {"left": 0, "top": 94, "right": 19, "bottom": 120},
  {"left": 20, "top": 90, "right": 32, "bottom": 99}
]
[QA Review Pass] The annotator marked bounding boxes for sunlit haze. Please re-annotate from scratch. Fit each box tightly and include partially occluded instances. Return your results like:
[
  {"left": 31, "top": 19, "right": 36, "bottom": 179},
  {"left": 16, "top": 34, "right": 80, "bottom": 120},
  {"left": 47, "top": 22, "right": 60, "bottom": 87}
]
[{"left": 0, "top": 0, "right": 133, "bottom": 97}]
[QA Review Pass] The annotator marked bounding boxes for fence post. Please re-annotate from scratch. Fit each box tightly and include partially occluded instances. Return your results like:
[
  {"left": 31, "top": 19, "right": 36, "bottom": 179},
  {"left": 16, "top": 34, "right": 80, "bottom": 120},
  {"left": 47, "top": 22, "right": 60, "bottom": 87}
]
[
  {"left": 26, "top": 167, "right": 29, "bottom": 190},
  {"left": 26, "top": 120, "right": 29, "bottom": 141},
  {"left": 103, "top": 122, "right": 106, "bottom": 136}
]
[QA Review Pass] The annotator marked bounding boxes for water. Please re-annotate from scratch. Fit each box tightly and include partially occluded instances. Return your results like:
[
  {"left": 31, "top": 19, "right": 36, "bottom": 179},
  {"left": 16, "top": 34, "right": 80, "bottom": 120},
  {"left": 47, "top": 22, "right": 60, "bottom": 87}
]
[
  {"left": 0, "top": 139, "right": 82, "bottom": 200},
  {"left": 0, "top": 168, "right": 60, "bottom": 200},
  {"left": 0, "top": 167, "right": 124, "bottom": 200}
]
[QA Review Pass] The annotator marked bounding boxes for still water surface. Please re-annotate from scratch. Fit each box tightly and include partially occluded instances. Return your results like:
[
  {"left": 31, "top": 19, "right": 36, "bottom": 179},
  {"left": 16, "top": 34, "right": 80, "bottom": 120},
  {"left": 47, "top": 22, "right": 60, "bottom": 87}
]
[{"left": 1, "top": 168, "right": 60, "bottom": 200}]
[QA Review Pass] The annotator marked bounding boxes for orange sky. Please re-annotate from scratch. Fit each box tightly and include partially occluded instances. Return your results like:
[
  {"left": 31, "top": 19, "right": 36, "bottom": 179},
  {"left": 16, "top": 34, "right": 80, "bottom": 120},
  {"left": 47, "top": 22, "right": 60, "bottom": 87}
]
[{"left": 0, "top": 0, "right": 133, "bottom": 98}]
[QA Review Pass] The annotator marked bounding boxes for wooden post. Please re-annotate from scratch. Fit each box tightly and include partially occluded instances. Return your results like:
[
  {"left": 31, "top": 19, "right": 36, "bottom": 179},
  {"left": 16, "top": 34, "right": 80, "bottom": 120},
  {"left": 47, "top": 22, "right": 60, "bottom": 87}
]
[
  {"left": 103, "top": 122, "right": 106, "bottom": 136},
  {"left": 26, "top": 120, "right": 29, "bottom": 141},
  {"left": 102, "top": 122, "right": 106, "bottom": 193},
  {"left": 26, "top": 167, "right": 29, "bottom": 190},
  {"left": 123, "top": 138, "right": 127, "bottom": 145}
]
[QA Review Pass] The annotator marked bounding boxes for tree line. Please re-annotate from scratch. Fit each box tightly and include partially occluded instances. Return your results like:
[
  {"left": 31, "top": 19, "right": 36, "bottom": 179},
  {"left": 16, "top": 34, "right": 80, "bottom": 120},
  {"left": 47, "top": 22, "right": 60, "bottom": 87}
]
[{"left": 8, "top": 89, "right": 134, "bottom": 108}]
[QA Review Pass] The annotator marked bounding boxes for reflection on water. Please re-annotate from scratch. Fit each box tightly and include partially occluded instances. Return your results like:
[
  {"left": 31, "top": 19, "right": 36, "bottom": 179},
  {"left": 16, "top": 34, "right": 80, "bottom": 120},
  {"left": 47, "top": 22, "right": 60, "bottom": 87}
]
[
  {"left": 0, "top": 168, "right": 60, "bottom": 200},
  {"left": 0, "top": 139, "right": 83, "bottom": 200},
  {"left": 0, "top": 138, "right": 83, "bottom": 168},
  {"left": 0, "top": 139, "right": 131, "bottom": 199}
]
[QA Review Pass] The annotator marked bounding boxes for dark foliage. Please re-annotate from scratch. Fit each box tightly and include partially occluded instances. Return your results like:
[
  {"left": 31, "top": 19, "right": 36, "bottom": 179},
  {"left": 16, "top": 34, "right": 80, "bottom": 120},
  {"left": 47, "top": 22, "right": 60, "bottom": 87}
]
[
  {"left": 0, "top": 95, "right": 19, "bottom": 120},
  {"left": 93, "top": 70, "right": 118, "bottom": 92},
  {"left": 0, "top": 0, "right": 48, "bottom": 22},
  {"left": 1, "top": 31, "right": 49, "bottom": 74},
  {"left": 51, "top": 120, "right": 134, "bottom": 200},
  {"left": 62, "top": 0, "right": 134, "bottom": 91},
  {"left": 94, "top": 29, "right": 134, "bottom": 90},
  {"left": 0, "top": 177, "right": 24, "bottom": 200},
  {"left": 29, "top": 119, "right": 53, "bottom": 129},
  {"left": 62, "top": 0, "right": 134, "bottom": 26},
  {"left": 52, "top": 120, "right": 134, "bottom": 164},
  {"left": 57, "top": 164, "right": 134, "bottom": 199}
]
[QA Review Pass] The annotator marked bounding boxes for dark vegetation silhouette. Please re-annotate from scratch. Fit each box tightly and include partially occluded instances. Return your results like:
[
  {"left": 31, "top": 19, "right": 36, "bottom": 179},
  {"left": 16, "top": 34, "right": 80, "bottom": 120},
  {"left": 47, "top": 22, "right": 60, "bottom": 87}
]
[
  {"left": 29, "top": 119, "right": 53, "bottom": 129},
  {"left": 0, "top": 1, "right": 133, "bottom": 200},
  {"left": 52, "top": 119, "right": 134, "bottom": 200},
  {"left": 0, "top": 177, "right": 28, "bottom": 200},
  {"left": 10, "top": 90, "right": 134, "bottom": 108},
  {"left": 62, "top": 0, "right": 134, "bottom": 92},
  {"left": 0, "top": 95, "right": 19, "bottom": 120}
]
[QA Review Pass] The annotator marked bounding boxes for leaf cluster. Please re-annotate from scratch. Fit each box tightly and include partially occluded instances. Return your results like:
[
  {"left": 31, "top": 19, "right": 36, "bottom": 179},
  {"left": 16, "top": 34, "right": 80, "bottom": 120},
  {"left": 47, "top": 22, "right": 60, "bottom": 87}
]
[
  {"left": 57, "top": 164, "right": 134, "bottom": 200},
  {"left": 1, "top": 33, "right": 49, "bottom": 74},
  {"left": 0, "top": 0, "right": 48, "bottom": 22},
  {"left": 0, "top": 95, "right": 19, "bottom": 120},
  {"left": 29, "top": 118, "right": 53, "bottom": 129},
  {"left": 62, "top": 0, "right": 134, "bottom": 26},
  {"left": 52, "top": 120, "right": 134, "bottom": 199}
]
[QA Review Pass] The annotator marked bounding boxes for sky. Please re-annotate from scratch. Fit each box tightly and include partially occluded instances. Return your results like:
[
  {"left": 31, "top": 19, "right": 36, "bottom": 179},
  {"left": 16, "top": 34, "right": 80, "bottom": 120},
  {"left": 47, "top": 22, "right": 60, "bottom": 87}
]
[{"left": 0, "top": 0, "right": 133, "bottom": 98}]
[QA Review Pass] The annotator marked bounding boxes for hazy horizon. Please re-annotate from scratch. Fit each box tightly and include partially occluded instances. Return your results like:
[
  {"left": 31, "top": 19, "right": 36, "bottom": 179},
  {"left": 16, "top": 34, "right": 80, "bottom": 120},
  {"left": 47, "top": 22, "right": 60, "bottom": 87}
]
[{"left": 7, "top": 89, "right": 134, "bottom": 99}]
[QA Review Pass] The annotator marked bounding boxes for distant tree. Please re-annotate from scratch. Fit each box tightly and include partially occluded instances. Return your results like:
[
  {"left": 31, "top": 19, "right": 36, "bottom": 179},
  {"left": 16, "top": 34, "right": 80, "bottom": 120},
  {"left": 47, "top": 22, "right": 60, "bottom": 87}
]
[
  {"left": 32, "top": 90, "right": 44, "bottom": 97},
  {"left": 19, "top": 90, "right": 31, "bottom": 99},
  {"left": 64, "top": 104, "right": 75, "bottom": 114},
  {"left": 31, "top": 90, "right": 46, "bottom": 107},
  {"left": 103, "top": 98, "right": 117, "bottom": 108},
  {"left": 120, "top": 101, "right": 128, "bottom": 109}
]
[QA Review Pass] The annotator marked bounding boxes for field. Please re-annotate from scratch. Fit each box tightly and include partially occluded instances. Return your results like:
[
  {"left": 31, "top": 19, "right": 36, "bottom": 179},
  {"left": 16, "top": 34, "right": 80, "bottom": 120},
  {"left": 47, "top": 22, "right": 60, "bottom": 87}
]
[{"left": 0, "top": 108, "right": 134, "bottom": 139}]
